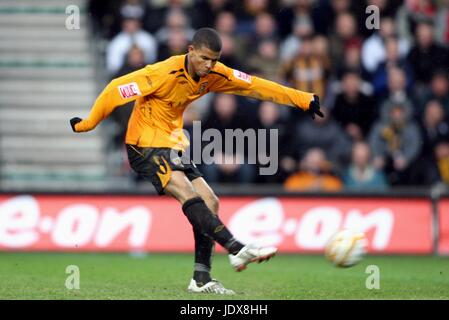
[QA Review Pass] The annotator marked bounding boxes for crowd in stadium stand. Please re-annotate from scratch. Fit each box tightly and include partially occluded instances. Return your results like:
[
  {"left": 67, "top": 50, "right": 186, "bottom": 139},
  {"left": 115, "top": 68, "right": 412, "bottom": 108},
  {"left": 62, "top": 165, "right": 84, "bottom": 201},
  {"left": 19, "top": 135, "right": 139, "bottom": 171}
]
[{"left": 87, "top": 0, "right": 449, "bottom": 191}]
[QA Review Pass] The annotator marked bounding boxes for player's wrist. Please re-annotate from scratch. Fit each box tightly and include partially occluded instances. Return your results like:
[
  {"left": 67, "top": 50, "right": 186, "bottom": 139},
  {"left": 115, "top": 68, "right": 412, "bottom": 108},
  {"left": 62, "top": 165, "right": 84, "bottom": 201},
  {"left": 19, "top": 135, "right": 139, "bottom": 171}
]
[
  {"left": 70, "top": 117, "right": 83, "bottom": 132},
  {"left": 295, "top": 91, "right": 315, "bottom": 110},
  {"left": 307, "top": 94, "right": 323, "bottom": 120}
]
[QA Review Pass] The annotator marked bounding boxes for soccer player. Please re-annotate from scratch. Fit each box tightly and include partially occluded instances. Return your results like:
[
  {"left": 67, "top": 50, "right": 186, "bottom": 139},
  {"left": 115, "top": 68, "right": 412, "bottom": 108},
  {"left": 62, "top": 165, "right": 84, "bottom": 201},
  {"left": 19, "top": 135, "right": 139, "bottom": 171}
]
[{"left": 70, "top": 28, "right": 323, "bottom": 294}]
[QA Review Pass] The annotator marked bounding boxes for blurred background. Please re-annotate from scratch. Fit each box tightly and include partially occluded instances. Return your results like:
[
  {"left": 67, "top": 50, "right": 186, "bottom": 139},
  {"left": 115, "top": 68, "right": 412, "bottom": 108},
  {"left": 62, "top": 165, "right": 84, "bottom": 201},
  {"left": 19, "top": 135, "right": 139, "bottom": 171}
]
[{"left": 0, "top": 0, "right": 449, "bottom": 196}]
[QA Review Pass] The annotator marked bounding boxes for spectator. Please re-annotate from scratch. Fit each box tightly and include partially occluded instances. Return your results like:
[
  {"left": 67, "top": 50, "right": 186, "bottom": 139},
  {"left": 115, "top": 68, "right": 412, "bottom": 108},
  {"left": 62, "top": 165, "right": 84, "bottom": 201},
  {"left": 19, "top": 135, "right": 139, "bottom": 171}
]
[
  {"left": 328, "top": 12, "right": 362, "bottom": 73},
  {"left": 201, "top": 151, "right": 256, "bottom": 184},
  {"left": 217, "top": 33, "right": 243, "bottom": 70},
  {"left": 190, "top": 0, "right": 237, "bottom": 29},
  {"left": 143, "top": 0, "right": 194, "bottom": 33},
  {"left": 276, "top": 0, "right": 315, "bottom": 39},
  {"left": 371, "top": 36, "right": 414, "bottom": 97},
  {"left": 279, "top": 18, "right": 314, "bottom": 62},
  {"left": 293, "top": 106, "right": 352, "bottom": 167},
  {"left": 202, "top": 94, "right": 247, "bottom": 131},
  {"left": 407, "top": 21, "right": 449, "bottom": 87},
  {"left": 343, "top": 141, "right": 388, "bottom": 191},
  {"left": 331, "top": 70, "right": 377, "bottom": 141},
  {"left": 234, "top": 0, "right": 274, "bottom": 36},
  {"left": 200, "top": 94, "right": 255, "bottom": 183},
  {"left": 284, "top": 148, "right": 343, "bottom": 192},
  {"left": 245, "top": 12, "right": 278, "bottom": 56},
  {"left": 435, "top": 140, "right": 449, "bottom": 185},
  {"left": 378, "top": 66, "right": 413, "bottom": 108},
  {"left": 88, "top": 0, "right": 123, "bottom": 39},
  {"left": 154, "top": 8, "right": 195, "bottom": 45},
  {"left": 396, "top": 0, "right": 438, "bottom": 43},
  {"left": 248, "top": 38, "right": 280, "bottom": 81},
  {"left": 410, "top": 138, "right": 449, "bottom": 186},
  {"left": 157, "top": 29, "right": 189, "bottom": 60},
  {"left": 255, "top": 101, "right": 293, "bottom": 183},
  {"left": 435, "top": 0, "right": 449, "bottom": 45},
  {"left": 408, "top": 99, "right": 449, "bottom": 185},
  {"left": 280, "top": 34, "right": 329, "bottom": 102},
  {"left": 334, "top": 41, "right": 369, "bottom": 80},
  {"left": 361, "top": 16, "right": 410, "bottom": 75},
  {"left": 214, "top": 11, "right": 248, "bottom": 63},
  {"left": 418, "top": 100, "right": 449, "bottom": 158},
  {"left": 120, "top": 0, "right": 147, "bottom": 22},
  {"left": 113, "top": 44, "right": 146, "bottom": 77},
  {"left": 369, "top": 100, "right": 421, "bottom": 185},
  {"left": 312, "top": 35, "right": 332, "bottom": 82},
  {"left": 313, "top": 0, "right": 353, "bottom": 36},
  {"left": 106, "top": 17, "right": 157, "bottom": 75},
  {"left": 214, "top": 10, "right": 237, "bottom": 36},
  {"left": 416, "top": 70, "right": 449, "bottom": 117}
]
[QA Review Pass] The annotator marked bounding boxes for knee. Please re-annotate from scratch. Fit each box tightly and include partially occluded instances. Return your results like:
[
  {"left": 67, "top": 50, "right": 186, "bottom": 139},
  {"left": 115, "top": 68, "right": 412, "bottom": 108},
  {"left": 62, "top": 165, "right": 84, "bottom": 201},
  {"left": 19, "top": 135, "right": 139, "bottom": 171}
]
[
  {"left": 181, "top": 190, "right": 201, "bottom": 205},
  {"left": 205, "top": 193, "right": 220, "bottom": 215},
  {"left": 183, "top": 192, "right": 219, "bottom": 215}
]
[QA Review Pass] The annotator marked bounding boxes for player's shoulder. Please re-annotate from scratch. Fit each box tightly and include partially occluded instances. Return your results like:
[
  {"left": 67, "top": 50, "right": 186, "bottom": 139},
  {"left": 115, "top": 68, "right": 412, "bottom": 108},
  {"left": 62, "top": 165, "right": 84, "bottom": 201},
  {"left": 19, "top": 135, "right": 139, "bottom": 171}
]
[
  {"left": 144, "top": 55, "right": 185, "bottom": 74},
  {"left": 211, "top": 62, "right": 252, "bottom": 84},
  {"left": 211, "top": 62, "right": 232, "bottom": 77}
]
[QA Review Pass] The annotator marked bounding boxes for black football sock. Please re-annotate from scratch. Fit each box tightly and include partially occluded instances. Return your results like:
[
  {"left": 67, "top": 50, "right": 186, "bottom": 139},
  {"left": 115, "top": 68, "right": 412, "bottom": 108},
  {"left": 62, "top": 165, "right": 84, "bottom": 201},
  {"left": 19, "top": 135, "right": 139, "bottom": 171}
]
[
  {"left": 193, "top": 262, "right": 212, "bottom": 286},
  {"left": 193, "top": 271, "right": 212, "bottom": 287},
  {"left": 182, "top": 197, "right": 244, "bottom": 253},
  {"left": 193, "top": 230, "right": 214, "bottom": 285},
  {"left": 226, "top": 237, "right": 245, "bottom": 255}
]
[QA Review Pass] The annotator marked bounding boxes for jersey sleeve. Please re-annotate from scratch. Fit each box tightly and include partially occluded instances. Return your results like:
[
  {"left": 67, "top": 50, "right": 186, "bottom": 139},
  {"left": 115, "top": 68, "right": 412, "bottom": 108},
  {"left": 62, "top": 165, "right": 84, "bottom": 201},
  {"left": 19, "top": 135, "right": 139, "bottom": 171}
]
[
  {"left": 210, "top": 63, "right": 314, "bottom": 111},
  {"left": 74, "top": 64, "right": 162, "bottom": 132}
]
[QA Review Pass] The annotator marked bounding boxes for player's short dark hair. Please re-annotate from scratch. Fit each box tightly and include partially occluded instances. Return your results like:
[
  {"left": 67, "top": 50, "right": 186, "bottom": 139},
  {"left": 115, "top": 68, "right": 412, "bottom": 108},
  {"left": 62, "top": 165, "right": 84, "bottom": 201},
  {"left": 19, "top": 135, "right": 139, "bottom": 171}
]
[{"left": 192, "top": 28, "right": 222, "bottom": 52}]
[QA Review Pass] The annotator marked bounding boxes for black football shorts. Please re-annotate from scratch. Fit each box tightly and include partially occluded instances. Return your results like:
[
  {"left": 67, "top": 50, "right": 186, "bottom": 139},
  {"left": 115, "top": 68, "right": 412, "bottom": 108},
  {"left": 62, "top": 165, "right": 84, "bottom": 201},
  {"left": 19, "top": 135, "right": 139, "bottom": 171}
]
[{"left": 126, "top": 144, "right": 203, "bottom": 195}]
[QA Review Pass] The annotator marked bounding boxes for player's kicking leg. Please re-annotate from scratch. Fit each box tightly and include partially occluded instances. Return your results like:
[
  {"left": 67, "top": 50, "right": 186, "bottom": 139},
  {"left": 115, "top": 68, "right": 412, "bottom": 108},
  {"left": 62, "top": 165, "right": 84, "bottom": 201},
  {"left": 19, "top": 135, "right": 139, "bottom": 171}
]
[
  {"left": 191, "top": 177, "right": 277, "bottom": 273},
  {"left": 165, "top": 172, "right": 277, "bottom": 294},
  {"left": 164, "top": 171, "right": 236, "bottom": 294}
]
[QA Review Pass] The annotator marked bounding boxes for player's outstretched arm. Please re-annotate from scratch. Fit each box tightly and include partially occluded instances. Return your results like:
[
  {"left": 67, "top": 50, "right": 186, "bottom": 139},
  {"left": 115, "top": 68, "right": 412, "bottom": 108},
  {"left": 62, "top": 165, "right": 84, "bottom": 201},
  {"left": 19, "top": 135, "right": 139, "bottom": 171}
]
[
  {"left": 211, "top": 64, "right": 324, "bottom": 119},
  {"left": 70, "top": 66, "right": 158, "bottom": 133}
]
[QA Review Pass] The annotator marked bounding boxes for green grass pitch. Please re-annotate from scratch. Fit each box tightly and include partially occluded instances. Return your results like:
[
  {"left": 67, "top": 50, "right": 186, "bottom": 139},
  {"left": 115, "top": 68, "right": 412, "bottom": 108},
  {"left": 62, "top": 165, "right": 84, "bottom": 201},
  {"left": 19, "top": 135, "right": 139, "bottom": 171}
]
[{"left": 0, "top": 253, "right": 448, "bottom": 299}]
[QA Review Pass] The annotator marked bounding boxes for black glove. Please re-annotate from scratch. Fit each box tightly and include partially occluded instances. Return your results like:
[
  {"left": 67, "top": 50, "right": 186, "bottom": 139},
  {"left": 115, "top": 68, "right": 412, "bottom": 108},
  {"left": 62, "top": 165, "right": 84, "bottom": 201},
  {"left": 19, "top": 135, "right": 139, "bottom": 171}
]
[
  {"left": 308, "top": 95, "right": 324, "bottom": 120},
  {"left": 70, "top": 117, "right": 82, "bottom": 132}
]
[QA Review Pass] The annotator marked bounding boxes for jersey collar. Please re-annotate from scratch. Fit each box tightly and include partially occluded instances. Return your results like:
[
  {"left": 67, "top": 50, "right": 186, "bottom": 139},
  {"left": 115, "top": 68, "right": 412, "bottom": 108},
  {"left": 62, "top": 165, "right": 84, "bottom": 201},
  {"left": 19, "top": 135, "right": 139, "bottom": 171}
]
[{"left": 183, "top": 54, "right": 201, "bottom": 84}]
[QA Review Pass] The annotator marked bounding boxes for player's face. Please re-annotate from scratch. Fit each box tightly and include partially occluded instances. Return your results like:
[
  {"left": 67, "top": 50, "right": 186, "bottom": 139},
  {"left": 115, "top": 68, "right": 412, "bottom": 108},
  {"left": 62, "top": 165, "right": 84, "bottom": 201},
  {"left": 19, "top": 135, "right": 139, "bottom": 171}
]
[{"left": 188, "top": 45, "right": 221, "bottom": 78}]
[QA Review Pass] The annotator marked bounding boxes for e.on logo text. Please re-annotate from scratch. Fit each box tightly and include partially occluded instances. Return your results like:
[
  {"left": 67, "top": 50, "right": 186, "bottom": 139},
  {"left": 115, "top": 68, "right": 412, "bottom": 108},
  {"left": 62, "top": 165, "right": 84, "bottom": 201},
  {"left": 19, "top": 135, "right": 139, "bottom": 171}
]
[
  {"left": 0, "top": 196, "right": 152, "bottom": 250},
  {"left": 228, "top": 198, "right": 394, "bottom": 251}
]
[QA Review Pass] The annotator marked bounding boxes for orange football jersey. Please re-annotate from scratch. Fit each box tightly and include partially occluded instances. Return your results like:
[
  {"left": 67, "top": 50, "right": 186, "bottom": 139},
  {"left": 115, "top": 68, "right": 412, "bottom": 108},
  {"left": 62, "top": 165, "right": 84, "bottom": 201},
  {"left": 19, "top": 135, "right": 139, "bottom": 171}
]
[{"left": 75, "top": 55, "right": 314, "bottom": 150}]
